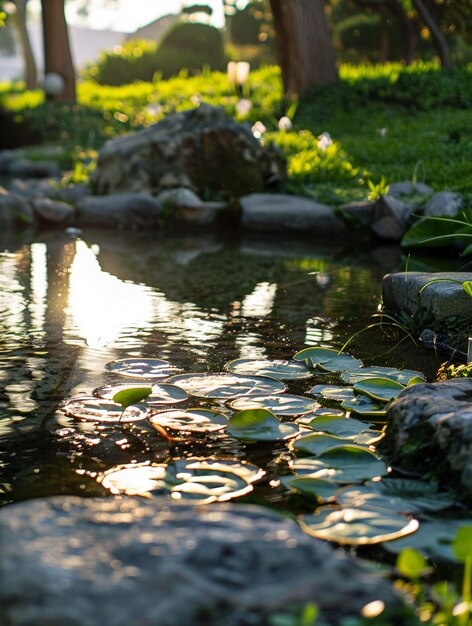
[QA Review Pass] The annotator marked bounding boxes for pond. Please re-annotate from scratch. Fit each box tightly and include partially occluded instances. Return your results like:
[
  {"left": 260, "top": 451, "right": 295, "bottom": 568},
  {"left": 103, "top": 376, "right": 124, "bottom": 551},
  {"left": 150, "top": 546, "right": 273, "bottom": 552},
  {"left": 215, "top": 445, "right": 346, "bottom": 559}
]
[{"left": 0, "top": 228, "right": 464, "bottom": 563}]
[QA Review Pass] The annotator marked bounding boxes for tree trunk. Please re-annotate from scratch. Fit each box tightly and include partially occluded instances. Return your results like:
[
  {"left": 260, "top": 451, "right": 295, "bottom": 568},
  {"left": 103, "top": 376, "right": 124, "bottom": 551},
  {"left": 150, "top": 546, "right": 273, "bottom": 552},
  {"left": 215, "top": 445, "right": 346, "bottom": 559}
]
[
  {"left": 269, "top": 0, "right": 338, "bottom": 98},
  {"left": 40, "top": 0, "right": 76, "bottom": 102},
  {"left": 12, "top": 0, "right": 37, "bottom": 89},
  {"left": 412, "top": 0, "right": 453, "bottom": 69},
  {"left": 385, "top": 0, "right": 417, "bottom": 65}
]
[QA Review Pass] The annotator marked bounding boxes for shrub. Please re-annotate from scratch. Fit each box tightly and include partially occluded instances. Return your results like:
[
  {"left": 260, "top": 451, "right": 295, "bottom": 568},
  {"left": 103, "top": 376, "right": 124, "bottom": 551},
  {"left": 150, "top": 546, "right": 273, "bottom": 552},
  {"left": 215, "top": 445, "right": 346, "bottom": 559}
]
[
  {"left": 86, "top": 40, "right": 160, "bottom": 86},
  {"left": 157, "top": 22, "right": 226, "bottom": 77}
]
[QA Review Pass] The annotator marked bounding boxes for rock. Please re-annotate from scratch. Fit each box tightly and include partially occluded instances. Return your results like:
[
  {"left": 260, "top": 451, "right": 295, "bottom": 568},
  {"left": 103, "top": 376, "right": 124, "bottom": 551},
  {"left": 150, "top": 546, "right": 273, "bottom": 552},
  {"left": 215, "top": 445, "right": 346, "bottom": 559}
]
[
  {"left": 372, "top": 195, "right": 416, "bottom": 241},
  {"left": 58, "top": 183, "right": 91, "bottom": 205},
  {"left": 382, "top": 271, "right": 472, "bottom": 323},
  {"left": 0, "top": 496, "right": 401, "bottom": 626},
  {"left": 240, "top": 193, "right": 347, "bottom": 236},
  {"left": 90, "top": 104, "right": 286, "bottom": 199},
  {"left": 76, "top": 193, "right": 162, "bottom": 228},
  {"left": 337, "top": 201, "right": 375, "bottom": 228},
  {"left": 9, "top": 158, "right": 61, "bottom": 179},
  {"left": 156, "top": 187, "right": 203, "bottom": 210},
  {"left": 0, "top": 149, "right": 21, "bottom": 173},
  {"left": 8, "top": 177, "right": 62, "bottom": 199},
  {"left": 381, "top": 379, "right": 472, "bottom": 501},
  {"left": 0, "top": 187, "right": 34, "bottom": 228},
  {"left": 388, "top": 181, "right": 433, "bottom": 197},
  {"left": 32, "top": 198, "right": 75, "bottom": 224},
  {"left": 424, "top": 191, "right": 463, "bottom": 217}
]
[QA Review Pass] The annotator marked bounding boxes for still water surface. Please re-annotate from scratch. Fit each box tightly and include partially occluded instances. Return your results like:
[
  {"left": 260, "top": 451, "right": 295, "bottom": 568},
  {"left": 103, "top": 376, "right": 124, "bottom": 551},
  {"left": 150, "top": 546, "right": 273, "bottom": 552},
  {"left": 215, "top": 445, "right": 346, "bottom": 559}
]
[{"left": 0, "top": 229, "right": 440, "bottom": 507}]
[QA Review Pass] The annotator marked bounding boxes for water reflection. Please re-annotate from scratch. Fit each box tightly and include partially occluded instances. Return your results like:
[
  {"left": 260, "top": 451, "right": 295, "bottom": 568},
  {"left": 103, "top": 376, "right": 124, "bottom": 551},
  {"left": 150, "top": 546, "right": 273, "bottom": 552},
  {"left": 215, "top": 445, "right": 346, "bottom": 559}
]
[{"left": 0, "top": 230, "right": 438, "bottom": 506}]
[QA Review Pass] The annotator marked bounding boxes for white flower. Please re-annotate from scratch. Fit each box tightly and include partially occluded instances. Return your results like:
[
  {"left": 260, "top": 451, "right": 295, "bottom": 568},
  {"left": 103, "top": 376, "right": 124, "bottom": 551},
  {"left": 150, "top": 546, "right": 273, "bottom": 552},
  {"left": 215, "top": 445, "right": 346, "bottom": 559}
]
[
  {"left": 317, "top": 131, "right": 333, "bottom": 151},
  {"left": 251, "top": 121, "right": 267, "bottom": 139},
  {"left": 235, "top": 98, "right": 252, "bottom": 117},
  {"left": 278, "top": 116, "right": 292, "bottom": 131}
]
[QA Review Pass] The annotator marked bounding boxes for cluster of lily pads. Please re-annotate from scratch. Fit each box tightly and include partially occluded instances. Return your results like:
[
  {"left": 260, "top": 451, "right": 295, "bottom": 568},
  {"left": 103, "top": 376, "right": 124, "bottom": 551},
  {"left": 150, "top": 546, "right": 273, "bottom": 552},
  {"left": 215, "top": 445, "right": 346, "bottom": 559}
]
[{"left": 59, "top": 347, "right": 472, "bottom": 559}]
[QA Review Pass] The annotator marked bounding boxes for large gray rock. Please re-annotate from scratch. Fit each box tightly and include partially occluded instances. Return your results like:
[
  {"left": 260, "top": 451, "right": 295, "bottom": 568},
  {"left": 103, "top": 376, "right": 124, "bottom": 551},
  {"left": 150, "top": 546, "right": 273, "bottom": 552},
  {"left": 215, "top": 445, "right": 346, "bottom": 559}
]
[
  {"left": 372, "top": 195, "right": 416, "bottom": 241},
  {"left": 382, "top": 271, "right": 472, "bottom": 323},
  {"left": 240, "top": 193, "right": 347, "bottom": 236},
  {"left": 91, "top": 104, "right": 285, "bottom": 199},
  {"left": 381, "top": 379, "right": 472, "bottom": 501},
  {"left": 0, "top": 496, "right": 400, "bottom": 626},
  {"left": 424, "top": 191, "right": 463, "bottom": 217},
  {"left": 76, "top": 193, "right": 162, "bottom": 228},
  {"left": 9, "top": 158, "right": 61, "bottom": 179}
]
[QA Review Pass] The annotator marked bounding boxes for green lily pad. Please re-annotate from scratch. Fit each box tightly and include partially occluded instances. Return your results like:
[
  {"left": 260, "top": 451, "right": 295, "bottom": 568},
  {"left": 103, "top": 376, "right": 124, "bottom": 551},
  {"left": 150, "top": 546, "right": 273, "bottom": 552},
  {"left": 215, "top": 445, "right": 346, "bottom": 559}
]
[
  {"left": 168, "top": 373, "right": 286, "bottom": 399},
  {"left": 105, "top": 358, "right": 180, "bottom": 379},
  {"left": 227, "top": 408, "right": 300, "bottom": 441},
  {"left": 341, "top": 394, "right": 387, "bottom": 418},
  {"left": 281, "top": 476, "right": 339, "bottom": 503},
  {"left": 300, "top": 505, "right": 419, "bottom": 545},
  {"left": 61, "top": 395, "right": 149, "bottom": 423},
  {"left": 309, "top": 385, "right": 356, "bottom": 402},
  {"left": 150, "top": 408, "right": 228, "bottom": 433},
  {"left": 94, "top": 383, "right": 189, "bottom": 406},
  {"left": 302, "top": 414, "right": 374, "bottom": 438},
  {"left": 292, "top": 433, "right": 361, "bottom": 456},
  {"left": 172, "top": 458, "right": 265, "bottom": 484},
  {"left": 385, "top": 516, "right": 472, "bottom": 562},
  {"left": 341, "top": 367, "right": 426, "bottom": 385},
  {"left": 289, "top": 445, "right": 387, "bottom": 483},
  {"left": 225, "top": 358, "right": 312, "bottom": 380},
  {"left": 228, "top": 394, "right": 319, "bottom": 417},
  {"left": 294, "top": 347, "right": 363, "bottom": 372},
  {"left": 336, "top": 479, "right": 455, "bottom": 515},
  {"left": 353, "top": 377, "right": 405, "bottom": 402}
]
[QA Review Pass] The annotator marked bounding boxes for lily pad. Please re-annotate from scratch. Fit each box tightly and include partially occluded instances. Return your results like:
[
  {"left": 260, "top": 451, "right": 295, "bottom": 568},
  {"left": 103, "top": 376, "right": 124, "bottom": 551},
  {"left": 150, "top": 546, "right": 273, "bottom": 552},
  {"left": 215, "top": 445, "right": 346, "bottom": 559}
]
[
  {"left": 101, "top": 458, "right": 265, "bottom": 504},
  {"left": 228, "top": 394, "right": 319, "bottom": 417},
  {"left": 341, "top": 394, "right": 387, "bottom": 418},
  {"left": 293, "top": 347, "right": 363, "bottom": 372},
  {"left": 94, "top": 383, "right": 189, "bottom": 406},
  {"left": 227, "top": 408, "right": 300, "bottom": 441},
  {"left": 309, "top": 385, "right": 356, "bottom": 402},
  {"left": 61, "top": 395, "right": 149, "bottom": 422},
  {"left": 168, "top": 373, "right": 286, "bottom": 399},
  {"left": 353, "top": 377, "right": 405, "bottom": 402},
  {"left": 281, "top": 476, "right": 339, "bottom": 503},
  {"left": 342, "top": 367, "right": 426, "bottom": 385},
  {"left": 289, "top": 446, "right": 387, "bottom": 483},
  {"left": 105, "top": 358, "right": 180, "bottom": 379},
  {"left": 101, "top": 464, "right": 167, "bottom": 495},
  {"left": 225, "top": 358, "right": 312, "bottom": 380},
  {"left": 385, "top": 515, "right": 472, "bottom": 562},
  {"left": 150, "top": 408, "right": 228, "bottom": 433},
  {"left": 300, "top": 505, "right": 418, "bottom": 545},
  {"left": 336, "top": 479, "right": 456, "bottom": 515},
  {"left": 302, "top": 414, "right": 374, "bottom": 438},
  {"left": 292, "top": 433, "right": 360, "bottom": 456}
]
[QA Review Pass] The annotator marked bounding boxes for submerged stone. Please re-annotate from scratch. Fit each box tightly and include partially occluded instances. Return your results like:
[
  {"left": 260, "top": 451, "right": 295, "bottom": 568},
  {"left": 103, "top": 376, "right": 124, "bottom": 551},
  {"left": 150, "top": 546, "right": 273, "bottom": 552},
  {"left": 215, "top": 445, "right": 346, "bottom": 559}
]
[{"left": 0, "top": 496, "right": 401, "bottom": 626}]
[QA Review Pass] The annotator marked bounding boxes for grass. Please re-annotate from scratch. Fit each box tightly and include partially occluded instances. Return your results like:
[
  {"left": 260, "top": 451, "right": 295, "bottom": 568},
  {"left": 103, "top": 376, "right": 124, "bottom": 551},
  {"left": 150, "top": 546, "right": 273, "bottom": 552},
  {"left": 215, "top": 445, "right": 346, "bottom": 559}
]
[{"left": 1, "top": 62, "right": 471, "bottom": 204}]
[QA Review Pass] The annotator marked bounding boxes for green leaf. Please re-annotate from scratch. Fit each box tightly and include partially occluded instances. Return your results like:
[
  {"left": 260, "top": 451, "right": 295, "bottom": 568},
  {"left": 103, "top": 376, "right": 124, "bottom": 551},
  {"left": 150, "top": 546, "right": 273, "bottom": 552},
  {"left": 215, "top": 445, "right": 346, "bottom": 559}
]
[
  {"left": 292, "top": 433, "right": 358, "bottom": 456},
  {"left": 112, "top": 387, "right": 152, "bottom": 409},
  {"left": 397, "top": 548, "right": 428, "bottom": 578},
  {"left": 309, "top": 384, "right": 356, "bottom": 402},
  {"left": 341, "top": 394, "right": 387, "bottom": 418},
  {"left": 280, "top": 476, "right": 339, "bottom": 503},
  {"left": 227, "top": 408, "right": 300, "bottom": 441},
  {"left": 353, "top": 377, "right": 405, "bottom": 402},
  {"left": 462, "top": 281, "right": 472, "bottom": 298},
  {"left": 453, "top": 526, "right": 472, "bottom": 562},
  {"left": 302, "top": 414, "right": 376, "bottom": 438},
  {"left": 293, "top": 347, "right": 363, "bottom": 372},
  {"left": 401, "top": 210, "right": 472, "bottom": 249},
  {"left": 95, "top": 382, "right": 188, "bottom": 405},
  {"left": 342, "top": 367, "right": 425, "bottom": 385}
]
